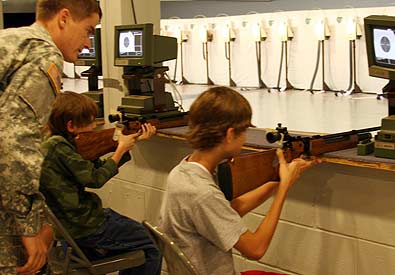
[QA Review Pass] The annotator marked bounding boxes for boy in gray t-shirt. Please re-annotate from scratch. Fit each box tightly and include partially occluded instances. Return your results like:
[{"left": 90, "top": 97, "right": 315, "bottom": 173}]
[{"left": 160, "top": 87, "right": 319, "bottom": 275}]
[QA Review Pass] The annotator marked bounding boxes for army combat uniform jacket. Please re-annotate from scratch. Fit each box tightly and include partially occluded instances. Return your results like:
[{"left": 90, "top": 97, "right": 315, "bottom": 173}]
[{"left": 0, "top": 23, "right": 63, "bottom": 269}]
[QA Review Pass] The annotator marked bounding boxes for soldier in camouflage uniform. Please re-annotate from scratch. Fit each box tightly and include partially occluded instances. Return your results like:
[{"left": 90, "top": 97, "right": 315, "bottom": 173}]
[{"left": 0, "top": 1, "right": 101, "bottom": 274}]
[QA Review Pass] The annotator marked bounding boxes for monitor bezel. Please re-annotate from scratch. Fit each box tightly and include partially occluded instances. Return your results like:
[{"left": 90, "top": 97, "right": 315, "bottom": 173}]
[
  {"left": 114, "top": 23, "right": 154, "bottom": 67},
  {"left": 365, "top": 15, "right": 395, "bottom": 80},
  {"left": 75, "top": 34, "right": 96, "bottom": 66},
  {"left": 75, "top": 27, "right": 101, "bottom": 69}
]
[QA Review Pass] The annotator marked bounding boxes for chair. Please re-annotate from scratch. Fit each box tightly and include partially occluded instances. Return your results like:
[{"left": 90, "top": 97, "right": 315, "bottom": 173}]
[
  {"left": 142, "top": 220, "right": 199, "bottom": 275},
  {"left": 44, "top": 205, "right": 145, "bottom": 275}
]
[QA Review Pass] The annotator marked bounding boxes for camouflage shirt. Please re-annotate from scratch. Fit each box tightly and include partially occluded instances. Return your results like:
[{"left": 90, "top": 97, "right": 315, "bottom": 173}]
[
  {"left": 0, "top": 23, "right": 63, "bottom": 238},
  {"left": 39, "top": 135, "right": 120, "bottom": 239}
]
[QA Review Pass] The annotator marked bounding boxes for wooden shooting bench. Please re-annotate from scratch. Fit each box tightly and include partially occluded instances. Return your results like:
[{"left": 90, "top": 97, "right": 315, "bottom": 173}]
[{"left": 157, "top": 126, "right": 395, "bottom": 172}]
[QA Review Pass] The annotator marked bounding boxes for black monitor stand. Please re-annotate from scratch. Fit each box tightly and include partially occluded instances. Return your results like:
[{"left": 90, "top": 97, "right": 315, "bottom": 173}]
[
  {"left": 381, "top": 80, "right": 395, "bottom": 116},
  {"left": 81, "top": 66, "right": 100, "bottom": 91},
  {"left": 80, "top": 66, "right": 104, "bottom": 118},
  {"left": 118, "top": 66, "right": 187, "bottom": 122}
]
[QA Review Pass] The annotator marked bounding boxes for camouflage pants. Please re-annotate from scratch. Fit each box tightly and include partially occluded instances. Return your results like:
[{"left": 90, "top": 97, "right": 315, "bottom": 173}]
[{"left": 0, "top": 236, "right": 25, "bottom": 275}]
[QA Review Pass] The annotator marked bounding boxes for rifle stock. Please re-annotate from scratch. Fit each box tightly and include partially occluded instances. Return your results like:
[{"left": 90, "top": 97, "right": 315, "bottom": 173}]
[
  {"left": 218, "top": 150, "right": 279, "bottom": 200},
  {"left": 75, "top": 115, "right": 188, "bottom": 161},
  {"left": 218, "top": 126, "right": 380, "bottom": 200},
  {"left": 75, "top": 128, "right": 118, "bottom": 161}
]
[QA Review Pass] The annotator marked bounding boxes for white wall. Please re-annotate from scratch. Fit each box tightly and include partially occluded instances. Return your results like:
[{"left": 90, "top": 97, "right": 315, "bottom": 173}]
[
  {"left": 161, "top": 7, "right": 393, "bottom": 91},
  {"left": 94, "top": 136, "right": 395, "bottom": 275},
  {"left": 161, "top": 0, "right": 395, "bottom": 19}
]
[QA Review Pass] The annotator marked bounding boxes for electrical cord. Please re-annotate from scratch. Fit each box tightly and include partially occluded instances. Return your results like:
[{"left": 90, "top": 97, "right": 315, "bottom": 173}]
[
  {"left": 346, "top": 41, "right": 354, "bottom": 92},
  {"left": 173, "top": 57, "right": 178, "bottom": 82},
  {"left": 131, "top": 0, "right": 137, "bottom": 24},
  {"left": 274, "top": 42, "right": 285, "bottom": 91},
  {"left": 164, "top": 72, "right": 185, "bottom": 112},
  {"left": 308, "top": 41, "right": 321, "bottom": 92}
]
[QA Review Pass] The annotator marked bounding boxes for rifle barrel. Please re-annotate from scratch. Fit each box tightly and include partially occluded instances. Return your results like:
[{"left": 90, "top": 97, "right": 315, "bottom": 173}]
[{"left": 320, "top": 126, "right": 381, "bottom": 140}]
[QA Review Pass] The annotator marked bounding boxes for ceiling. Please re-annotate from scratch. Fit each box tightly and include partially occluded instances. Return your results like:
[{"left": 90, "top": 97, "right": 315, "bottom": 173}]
[{"left": 1, "top": 0, "right": 274, "bottom": 13}]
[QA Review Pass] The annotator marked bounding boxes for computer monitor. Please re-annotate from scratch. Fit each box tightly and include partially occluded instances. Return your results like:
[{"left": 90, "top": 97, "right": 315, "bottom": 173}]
[
  {"left": 114, "top": 23, "right": 177, "bottom": 67},
  {"left": 75, "top": 27, "right": 102, "bottom": 71},
  {"left": 365, "top": 15, "right": 395, "bottom": 80}
]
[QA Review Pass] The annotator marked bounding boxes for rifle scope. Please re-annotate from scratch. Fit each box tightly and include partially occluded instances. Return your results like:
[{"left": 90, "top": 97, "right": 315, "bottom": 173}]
[
  {"left": 266, "top": 132, "right": 282, "bottom": 143},
  {"left": 266, "top": 123, "right": 289, "bottom": 143},
  {"left": 108, "top": 113, "right": 129, "bottom": 123},
  {"left": 108, "top": 114, "right": 120, "bottom": 123}
]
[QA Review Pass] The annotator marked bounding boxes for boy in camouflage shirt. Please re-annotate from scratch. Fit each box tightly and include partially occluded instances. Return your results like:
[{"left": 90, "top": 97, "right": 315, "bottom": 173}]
[{"left": 40, "top": 91, "right": 162, "bottom": 275}]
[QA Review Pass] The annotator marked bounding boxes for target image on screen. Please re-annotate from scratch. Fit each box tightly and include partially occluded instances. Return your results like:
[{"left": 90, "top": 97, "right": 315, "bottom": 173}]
[
  {"left": 118, "top": 30, "right": 143, "bottom": 57},
  {"left": 78, "top": 35, "right": 96, "bottom": 58},
  {"left": 373, "top": 27, "right": 395, "bottom": 66}
]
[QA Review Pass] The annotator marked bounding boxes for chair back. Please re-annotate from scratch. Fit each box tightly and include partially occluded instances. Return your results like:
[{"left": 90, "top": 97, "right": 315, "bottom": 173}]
[
  {"left": 143, "top": 221, "right": 199, "bottom": 275},
  {"left": 44, "top": 205, "right": 145, "bottom": 275}
]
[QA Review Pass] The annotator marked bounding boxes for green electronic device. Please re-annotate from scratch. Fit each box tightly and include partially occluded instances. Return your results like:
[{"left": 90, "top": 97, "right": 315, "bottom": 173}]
[
  {"left": 375, "top": 116, "right": 395, "bottom": 159},
  {"left": 114, "top": 23, "right": 177, "bottom": 67},
  {"left": 112, "top": 23, "right": 186, "bottom": 124},
  {"left": 364, "top": 15, "right": 395, "bottom": 158},
  {"left": 357, "top": 139, "right": 375, "bottom": 156}
]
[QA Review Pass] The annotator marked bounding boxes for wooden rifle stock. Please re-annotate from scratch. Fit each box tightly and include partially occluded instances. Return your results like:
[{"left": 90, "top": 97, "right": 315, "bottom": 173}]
[
  {"left": 75, "top": 115, "right": 188, "bottom": 161},
  {"left": 75, "top": 128, "right": 119, "bottom": 161},
  {"left": 218, "top": 126, "right": 380, "bottom": 200}
]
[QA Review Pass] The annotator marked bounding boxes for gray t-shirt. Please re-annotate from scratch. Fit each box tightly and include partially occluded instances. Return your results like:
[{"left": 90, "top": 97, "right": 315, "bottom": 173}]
[{"left": 160, "top": 158, "right": 248, "bottom": 275}]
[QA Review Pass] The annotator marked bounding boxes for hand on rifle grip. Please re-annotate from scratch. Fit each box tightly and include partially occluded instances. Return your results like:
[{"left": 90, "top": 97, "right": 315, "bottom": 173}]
[
  {"left": 276, "top": 149, "right": 321, "bottom": 192},
  {"left": 116, "top": 128, "right": 140, "bottom": 153},
  {"left": 137, "top": 123, "right": 157, "bottom": 141}
]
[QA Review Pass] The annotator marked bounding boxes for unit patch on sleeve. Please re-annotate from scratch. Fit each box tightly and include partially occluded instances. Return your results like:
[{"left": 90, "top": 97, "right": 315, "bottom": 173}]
[{"left": 46, "top": 63, "right": 62, "bottom": 94}]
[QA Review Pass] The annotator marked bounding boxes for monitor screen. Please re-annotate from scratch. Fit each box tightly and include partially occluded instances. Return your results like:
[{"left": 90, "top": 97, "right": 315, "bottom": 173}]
[
  {"left": 372, "top": 27, "right": 395, "bottom": 68},
  {"left": 75, "top": 28, "right": 102, "bottom": 71},
  {"left": 118, "top": 29, "right": 143, "bottom": 58},
  {"left": 364, "top": 15, "right": 395, "bottom": 80},
  {"left": 114, "top": 23, "right": 177, "bottom": 67}
]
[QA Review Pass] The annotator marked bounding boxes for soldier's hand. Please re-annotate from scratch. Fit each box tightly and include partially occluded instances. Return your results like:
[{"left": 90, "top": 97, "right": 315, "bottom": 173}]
[
  {"left": 137, "top": 123, "right": 156, "bottom": 141},
  {"left": 39, "top": 224, "right": 54, "bottom": 248},
  {"left": 16, "top": 234, "right": 49, "bottom": 274}
]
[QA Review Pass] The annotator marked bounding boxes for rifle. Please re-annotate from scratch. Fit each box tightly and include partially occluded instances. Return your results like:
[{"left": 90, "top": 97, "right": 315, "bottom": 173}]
[
  {"left": 75, "top": 112, "right": 188, "bottom": 161},
  {"left": 218, "top": 124, "right": 381, "bottom": 200}
]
